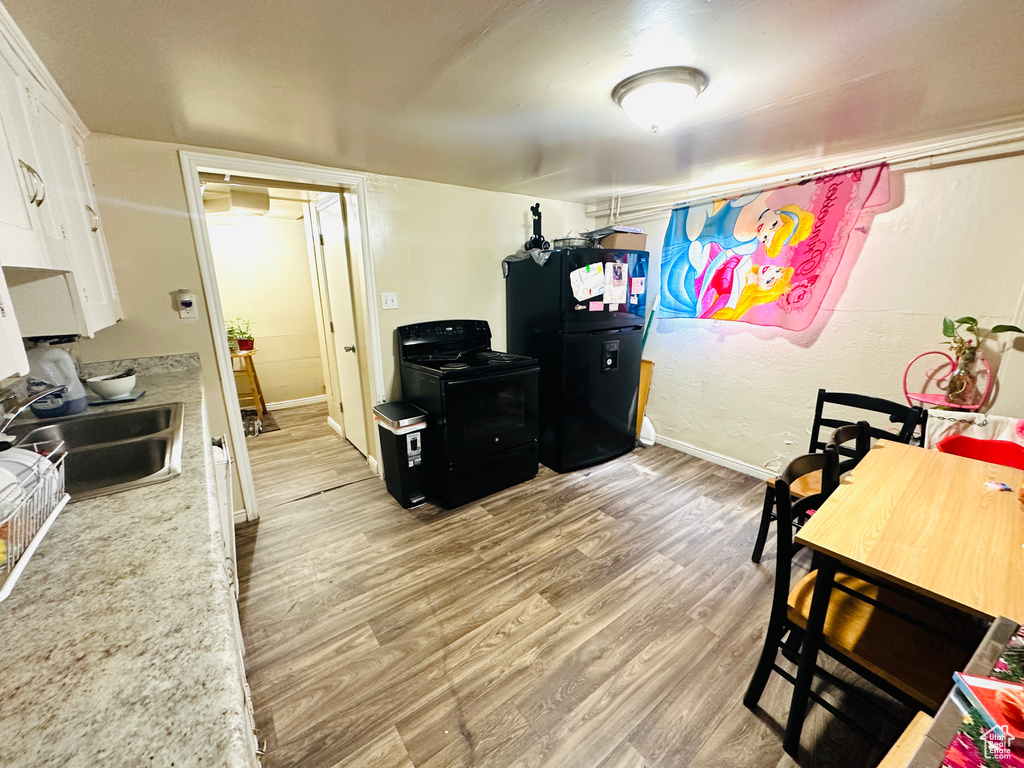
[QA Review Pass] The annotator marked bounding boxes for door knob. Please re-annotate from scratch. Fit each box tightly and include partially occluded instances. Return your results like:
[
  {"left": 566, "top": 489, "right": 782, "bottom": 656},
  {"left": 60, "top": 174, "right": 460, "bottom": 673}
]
[{"left": 343, "top": 345, "right": 356, "bottom": 352}]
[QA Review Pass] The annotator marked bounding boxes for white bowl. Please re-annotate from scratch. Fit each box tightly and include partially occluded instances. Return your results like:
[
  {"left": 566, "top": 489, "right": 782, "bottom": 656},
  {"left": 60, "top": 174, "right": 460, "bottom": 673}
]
[{"left": 86, "top": 374, "right": 136, "bottom": 400}]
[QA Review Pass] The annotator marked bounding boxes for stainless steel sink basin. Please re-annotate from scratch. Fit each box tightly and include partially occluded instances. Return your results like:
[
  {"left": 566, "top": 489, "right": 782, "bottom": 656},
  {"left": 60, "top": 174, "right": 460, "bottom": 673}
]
[{"left": 7, "top": 403, "right": 184, "bottom": 500}]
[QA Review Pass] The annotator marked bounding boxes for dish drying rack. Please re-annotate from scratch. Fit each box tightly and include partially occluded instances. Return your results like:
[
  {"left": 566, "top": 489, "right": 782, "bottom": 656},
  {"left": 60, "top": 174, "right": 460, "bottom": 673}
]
[{"left": 0, "top": 439, "right": 69, "bottom": 602}]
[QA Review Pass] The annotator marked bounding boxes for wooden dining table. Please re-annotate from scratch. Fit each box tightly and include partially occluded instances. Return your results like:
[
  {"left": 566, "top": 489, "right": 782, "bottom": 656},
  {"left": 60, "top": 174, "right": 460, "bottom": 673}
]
[{"left": 784, "top": 440, "right": 1024, "bottom": 754}]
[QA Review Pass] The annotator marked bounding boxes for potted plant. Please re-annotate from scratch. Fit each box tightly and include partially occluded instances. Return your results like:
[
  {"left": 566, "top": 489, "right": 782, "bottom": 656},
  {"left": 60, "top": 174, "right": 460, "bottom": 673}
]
[
  {"left": 942, "top": 316, "right": 1023, "bottom": 404},
  {"left": 226, "top": 318, "right": 255, "bottom": 352}
]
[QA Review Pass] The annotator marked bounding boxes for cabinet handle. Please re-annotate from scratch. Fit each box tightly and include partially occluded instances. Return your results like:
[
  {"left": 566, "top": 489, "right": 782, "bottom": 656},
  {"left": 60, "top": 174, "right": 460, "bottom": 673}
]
[
  {"left": 27, "top": 166, "right": 45, "bottom": 206},
  {"left": 85, "top": 204, "right": 100, "bottom": 232},
  {"left": 343, "top": 345, "right": 356, "bottom": 352},
  {"left": 33, "top": 170, "right": 45, "bottom": 206},
  {"left": 18, "top": 160, "right": 38, "bottom": 204}
]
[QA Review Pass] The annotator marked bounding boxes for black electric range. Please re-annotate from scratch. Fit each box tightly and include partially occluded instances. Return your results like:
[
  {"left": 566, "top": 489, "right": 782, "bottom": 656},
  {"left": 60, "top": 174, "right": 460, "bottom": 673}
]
[{"left": 397, "top": 320, "right": 539, "bottom": 508}]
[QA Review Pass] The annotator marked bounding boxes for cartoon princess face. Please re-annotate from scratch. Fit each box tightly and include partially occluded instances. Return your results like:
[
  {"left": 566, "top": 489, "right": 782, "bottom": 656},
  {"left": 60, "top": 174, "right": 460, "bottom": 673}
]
[
  {"left": 755, "top": 265, "right": 785, "bottom": 290},
  {"left": 756, "top": 210, "right": 784, "bottom": 250}
]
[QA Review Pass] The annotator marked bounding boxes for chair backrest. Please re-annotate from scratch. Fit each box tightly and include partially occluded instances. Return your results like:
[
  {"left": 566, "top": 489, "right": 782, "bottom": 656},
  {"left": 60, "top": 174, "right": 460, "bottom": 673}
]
[
  {"left": 828, "top": 421, "right": 872, "bottom": 475},
  {"left": 809, "top": 389, "right": 927, "bottom": 453},
  {"left": 936, "top": 434, "right": 1024, "bottom": 470},
  {"left": 772, "top": 448, "right": 840, "bottom": 602}
]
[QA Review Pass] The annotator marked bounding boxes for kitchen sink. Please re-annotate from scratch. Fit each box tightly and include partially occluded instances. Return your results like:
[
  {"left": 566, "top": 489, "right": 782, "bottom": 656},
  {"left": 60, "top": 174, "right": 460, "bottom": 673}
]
[{"left": 7, "top": 403, "right": 184, "bottom": 500}]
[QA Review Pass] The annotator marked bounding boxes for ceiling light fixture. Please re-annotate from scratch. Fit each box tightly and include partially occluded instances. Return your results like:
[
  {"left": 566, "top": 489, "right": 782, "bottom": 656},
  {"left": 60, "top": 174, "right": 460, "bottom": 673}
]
[
  {"left": 612, "top": 66, "right": 708, "bottom": 133},
  {"left": 202, "top": 187, "right": 271, "bottom": 217}
]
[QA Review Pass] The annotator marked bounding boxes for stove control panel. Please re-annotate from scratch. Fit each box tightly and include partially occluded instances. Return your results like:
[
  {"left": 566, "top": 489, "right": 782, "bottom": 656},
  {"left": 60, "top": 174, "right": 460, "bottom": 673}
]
[{"left": 398, "top": 320, "right": 491, "bottom": 348}]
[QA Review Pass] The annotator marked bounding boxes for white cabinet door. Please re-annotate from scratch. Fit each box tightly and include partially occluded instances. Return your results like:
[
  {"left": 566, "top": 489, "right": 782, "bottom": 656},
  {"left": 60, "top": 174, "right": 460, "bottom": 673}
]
[
  {"left": 0, "top": 48, "right": 48, "bottom": 270},
  {"left": 19, "top": 79, "right": 77, "bottom": 270},
  {"left": 62, "top": 130, "right": 122, "bottom": 334},
  {"left": 0, "top": 52, "right": 70, "bottom": 271},
  {"left": 0, "top": 269, "right": 28, "bottom": 379}
]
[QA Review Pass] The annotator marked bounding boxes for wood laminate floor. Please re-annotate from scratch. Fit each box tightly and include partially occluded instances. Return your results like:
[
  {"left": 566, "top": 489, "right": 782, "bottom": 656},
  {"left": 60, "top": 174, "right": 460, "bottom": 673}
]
[
  {"left": 237, "top": 440, "right": 911, "bottom": 768},
  {"left": 247, "top": 403, "right": 376, "bottom": 510}
]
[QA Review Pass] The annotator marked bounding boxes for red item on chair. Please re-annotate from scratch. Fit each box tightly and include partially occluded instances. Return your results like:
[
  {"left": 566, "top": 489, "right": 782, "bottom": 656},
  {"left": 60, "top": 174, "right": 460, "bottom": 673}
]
[{"left": 936, "top": 434, "right": 1024, "bottom": 470}]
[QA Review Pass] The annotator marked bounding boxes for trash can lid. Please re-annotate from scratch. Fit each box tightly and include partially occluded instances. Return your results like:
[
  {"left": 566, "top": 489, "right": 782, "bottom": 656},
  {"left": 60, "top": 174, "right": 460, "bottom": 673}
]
[{"left": 373, "top": 401, "right": 427, "bottom": 429}]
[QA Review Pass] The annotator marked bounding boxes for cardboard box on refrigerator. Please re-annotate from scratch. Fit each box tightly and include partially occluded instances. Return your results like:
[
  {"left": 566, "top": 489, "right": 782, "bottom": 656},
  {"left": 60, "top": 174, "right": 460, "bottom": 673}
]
[{"left": 600, "top": 232, "right": 647, "bottom": 250}]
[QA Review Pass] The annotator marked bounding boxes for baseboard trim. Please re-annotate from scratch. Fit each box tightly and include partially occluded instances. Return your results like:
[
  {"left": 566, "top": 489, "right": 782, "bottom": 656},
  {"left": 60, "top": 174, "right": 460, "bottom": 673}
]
[
  {"left": 326, "top": 416, "right": 345, "bottom": 438},
  {"left": 267, "top": 394, "right": 328, "bottom": 411},
  {"left": 655, "top": 434, "right": 774, "bottom": 481},
  {"left": 367, "top": 454, "right": 379, "bottom": 476}
]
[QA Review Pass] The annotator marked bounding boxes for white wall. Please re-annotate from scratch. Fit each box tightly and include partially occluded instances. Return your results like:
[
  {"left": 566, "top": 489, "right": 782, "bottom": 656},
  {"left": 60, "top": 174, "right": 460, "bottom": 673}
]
[
  {"left": 636, "top": 155, "right": 1024, "bottom": 476},
  {"left": 363, "top": 174, "right": 590, "bottom": 399},
  {"left": 207, "top": 214, "right": 325, "bottom": 405}
]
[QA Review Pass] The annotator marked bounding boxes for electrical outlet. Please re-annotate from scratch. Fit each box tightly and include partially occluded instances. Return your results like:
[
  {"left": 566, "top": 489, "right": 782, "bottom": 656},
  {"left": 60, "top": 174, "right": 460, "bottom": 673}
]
[
  {"left": 380, "top": 292, "right": 399, "bottom": 310},
  {"left": 175, "top": 289, "right": 197, "bottom": 320}
]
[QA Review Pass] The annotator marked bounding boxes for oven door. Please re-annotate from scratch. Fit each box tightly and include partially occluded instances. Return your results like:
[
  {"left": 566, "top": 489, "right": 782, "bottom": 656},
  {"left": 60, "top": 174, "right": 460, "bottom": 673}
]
[{"left": 441, "top": 368, "right": 539, "bottom": 465}]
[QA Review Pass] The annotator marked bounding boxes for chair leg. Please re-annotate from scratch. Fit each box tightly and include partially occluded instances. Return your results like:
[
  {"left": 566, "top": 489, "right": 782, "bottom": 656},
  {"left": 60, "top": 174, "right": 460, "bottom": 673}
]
[
  {"left": 783, "top": 558, "right": 836, "bottom": 757},
  {"left": 750, "top": 484, "right": 776, "bottom": 563},
  {"left": 743, "top": 605, "right": 790, "bottom": 709}
]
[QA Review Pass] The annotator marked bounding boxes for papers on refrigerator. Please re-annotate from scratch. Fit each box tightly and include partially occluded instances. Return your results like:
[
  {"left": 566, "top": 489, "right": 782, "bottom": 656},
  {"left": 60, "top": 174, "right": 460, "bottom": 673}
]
[
  {"left": 570, "top": 263, "right": 605, "bottom": 301},
  {"left": 604, "top": 263, "right": 628, "bottom": 304}
]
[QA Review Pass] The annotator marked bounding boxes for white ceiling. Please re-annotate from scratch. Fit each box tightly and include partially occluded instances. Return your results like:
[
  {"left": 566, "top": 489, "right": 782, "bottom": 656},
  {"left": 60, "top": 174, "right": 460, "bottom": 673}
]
[{"left": 6, "top": 0, "right": 1024, "bottom": 203}]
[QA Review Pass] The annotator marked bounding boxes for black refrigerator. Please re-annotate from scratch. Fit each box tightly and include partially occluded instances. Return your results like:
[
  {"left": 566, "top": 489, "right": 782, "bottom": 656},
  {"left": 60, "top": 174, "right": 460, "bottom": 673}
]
[{"left": 505, "top": 248, "right": 650, "bottom": 472}]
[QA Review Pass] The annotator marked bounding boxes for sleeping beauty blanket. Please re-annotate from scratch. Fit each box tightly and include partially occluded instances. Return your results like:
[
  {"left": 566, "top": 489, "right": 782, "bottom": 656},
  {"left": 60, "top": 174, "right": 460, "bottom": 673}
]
[{"left": 659, "top": 164, "right": 888, "bottom": 330}]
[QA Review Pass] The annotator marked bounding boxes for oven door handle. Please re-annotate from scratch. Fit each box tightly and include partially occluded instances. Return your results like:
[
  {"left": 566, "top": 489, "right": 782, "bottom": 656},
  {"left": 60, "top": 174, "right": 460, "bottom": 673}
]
[{"left": 444, "top": 367, "right": 539, "bottom": 389}]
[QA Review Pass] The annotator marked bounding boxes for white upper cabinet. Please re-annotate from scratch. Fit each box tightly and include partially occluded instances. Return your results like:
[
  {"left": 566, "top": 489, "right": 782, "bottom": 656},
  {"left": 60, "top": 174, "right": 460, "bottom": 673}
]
[
  {"left": 0, "top": 15, "right": 122, "bottom": 338},
  {"left": 60, "top": 126, "right": 122, "bottom": 332},
  {"left": 0, "top": 48, "right": 69, "bottom": 271},
  {"left": 0, "top": 48, "right": 48, "bottom": 270}
]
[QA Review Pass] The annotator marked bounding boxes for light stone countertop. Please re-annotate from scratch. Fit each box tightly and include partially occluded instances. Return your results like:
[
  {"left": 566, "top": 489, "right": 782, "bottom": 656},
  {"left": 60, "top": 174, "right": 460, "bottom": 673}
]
[{"left": 0, "top": 355, "right": 254, "bottom": 766}]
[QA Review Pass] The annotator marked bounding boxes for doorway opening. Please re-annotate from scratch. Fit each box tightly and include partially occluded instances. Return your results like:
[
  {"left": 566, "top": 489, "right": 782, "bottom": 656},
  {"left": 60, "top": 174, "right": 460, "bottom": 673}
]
[{"left": 180, "top": 152, "right": 383, "bottom": 523}]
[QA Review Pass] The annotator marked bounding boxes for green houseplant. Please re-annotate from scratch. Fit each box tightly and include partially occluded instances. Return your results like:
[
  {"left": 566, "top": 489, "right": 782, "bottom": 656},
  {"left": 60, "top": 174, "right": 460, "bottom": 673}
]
[
  {"left": 942, "top": 316, "right": 1023, "bottom": 404},
  {"left": 226, "top": 318, "right": 255, "bottom": 352}
]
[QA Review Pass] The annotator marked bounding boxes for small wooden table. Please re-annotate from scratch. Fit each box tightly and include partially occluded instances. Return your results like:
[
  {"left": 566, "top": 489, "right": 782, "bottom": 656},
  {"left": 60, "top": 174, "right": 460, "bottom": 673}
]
[
  {"left": 784, "top": 441, "right": 1024, "bottom": 753},
  {"left": 232, "top": 349, "right": 267, "bottom": 415}
]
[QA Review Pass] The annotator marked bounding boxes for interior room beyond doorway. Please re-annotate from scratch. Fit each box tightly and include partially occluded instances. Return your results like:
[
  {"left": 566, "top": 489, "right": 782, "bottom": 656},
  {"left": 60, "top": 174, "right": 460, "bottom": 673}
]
[{"left": 202, "top": 178, "right": 371, "bottom": 512}]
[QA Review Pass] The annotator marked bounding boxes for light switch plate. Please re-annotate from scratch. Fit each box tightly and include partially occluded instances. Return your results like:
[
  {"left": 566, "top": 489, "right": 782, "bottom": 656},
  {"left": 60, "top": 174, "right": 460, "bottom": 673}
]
[{"left": 380, "top": 292, "right": 398, "bottom": 310}]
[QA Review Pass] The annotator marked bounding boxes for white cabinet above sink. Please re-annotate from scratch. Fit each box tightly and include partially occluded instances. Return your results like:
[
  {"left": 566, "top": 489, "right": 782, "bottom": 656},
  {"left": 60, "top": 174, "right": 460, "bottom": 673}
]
[{"left": 0, "top": 9, "right": 122, "bottom": 339}]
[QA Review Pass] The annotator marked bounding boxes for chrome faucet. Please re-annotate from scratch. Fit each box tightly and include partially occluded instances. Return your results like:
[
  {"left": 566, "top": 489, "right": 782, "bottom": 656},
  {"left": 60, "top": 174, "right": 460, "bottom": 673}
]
[{"left": 0, "top": 386, "right": 68, "bottom": 438}]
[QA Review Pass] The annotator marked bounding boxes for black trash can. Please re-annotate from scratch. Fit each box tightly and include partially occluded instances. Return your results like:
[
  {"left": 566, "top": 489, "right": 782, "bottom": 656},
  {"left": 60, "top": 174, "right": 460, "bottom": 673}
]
[{"left": 373, "top": 401, "right": 428, "bottom": 508}]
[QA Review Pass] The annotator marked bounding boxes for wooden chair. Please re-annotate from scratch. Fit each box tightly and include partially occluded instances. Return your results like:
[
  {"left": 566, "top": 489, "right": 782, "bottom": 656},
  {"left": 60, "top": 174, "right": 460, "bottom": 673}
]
[
  {"left": 744, "top": 447, "right": 981, "bottom": 752},
  {"left": 829, "top": 421, "right": 872, "bottom": 475},
  {"left": 750, "top": 390, "right": 927, "bottom": 563}
]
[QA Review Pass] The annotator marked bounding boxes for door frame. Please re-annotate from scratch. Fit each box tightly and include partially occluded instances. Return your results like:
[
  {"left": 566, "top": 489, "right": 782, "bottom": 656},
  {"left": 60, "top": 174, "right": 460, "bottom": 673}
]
[{"left": 178, "top": 150, "right": 384, "bottom": 522}]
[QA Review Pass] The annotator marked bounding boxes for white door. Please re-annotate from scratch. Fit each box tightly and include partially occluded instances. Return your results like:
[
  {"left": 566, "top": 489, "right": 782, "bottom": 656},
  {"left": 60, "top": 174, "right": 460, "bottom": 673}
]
[{"left": 315, "top": 197, "right": 368, "bottom": 456}]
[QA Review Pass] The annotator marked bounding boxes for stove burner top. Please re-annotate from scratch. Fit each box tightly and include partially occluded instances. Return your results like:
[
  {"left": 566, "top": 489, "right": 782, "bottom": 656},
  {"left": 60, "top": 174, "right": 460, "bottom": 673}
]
[
  {"left": 440, "top": 362, "right": 469, "bottom": 370},
  {"left": 485, "top": 353, "right": 518, "bottom": 364}
]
